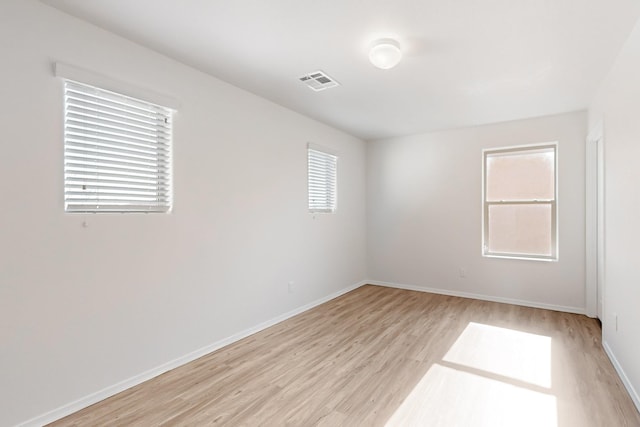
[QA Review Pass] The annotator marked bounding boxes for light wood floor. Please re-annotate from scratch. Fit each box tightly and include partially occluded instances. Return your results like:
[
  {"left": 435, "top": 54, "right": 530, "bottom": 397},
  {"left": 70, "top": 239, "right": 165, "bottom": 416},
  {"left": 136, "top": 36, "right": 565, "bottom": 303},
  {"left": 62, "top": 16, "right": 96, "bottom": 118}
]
[{"left": 50, "top": 285, "right": 640, "bottom": 426}]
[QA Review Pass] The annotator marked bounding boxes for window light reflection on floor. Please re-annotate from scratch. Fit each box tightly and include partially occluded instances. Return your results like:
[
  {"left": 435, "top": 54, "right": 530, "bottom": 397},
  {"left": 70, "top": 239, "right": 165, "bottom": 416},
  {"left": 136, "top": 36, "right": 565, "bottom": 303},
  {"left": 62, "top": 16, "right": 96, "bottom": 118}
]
[
  {"left": 443, "top": 322, "right": 552, "bottom": 388},
  {"left": 386, "top": 322, "right": 556, "bottom": 426},
  {"left": 385, "top": 364, "right": 557, "bottom": 427}
]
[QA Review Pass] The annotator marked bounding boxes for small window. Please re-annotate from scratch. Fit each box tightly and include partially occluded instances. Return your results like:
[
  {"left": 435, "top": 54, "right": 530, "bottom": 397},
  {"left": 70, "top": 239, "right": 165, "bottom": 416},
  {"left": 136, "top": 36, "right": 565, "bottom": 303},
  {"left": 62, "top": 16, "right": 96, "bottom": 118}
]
[
  {"left": 63, "top": 80, "right": 172, "bottom": 213},
  {"left": 483, "top": 144, "right": 557, "bottom": 260},
  {"left": 308, "top": 144, "right": 337, "bottom": 213}
]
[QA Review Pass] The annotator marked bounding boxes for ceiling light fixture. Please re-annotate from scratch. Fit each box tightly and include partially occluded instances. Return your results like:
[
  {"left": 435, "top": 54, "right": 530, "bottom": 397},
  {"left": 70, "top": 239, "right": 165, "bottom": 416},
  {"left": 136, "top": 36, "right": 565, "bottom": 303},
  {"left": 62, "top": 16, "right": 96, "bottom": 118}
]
[{"left": 369, "top": 38, "right": 402, "bottom": 70}]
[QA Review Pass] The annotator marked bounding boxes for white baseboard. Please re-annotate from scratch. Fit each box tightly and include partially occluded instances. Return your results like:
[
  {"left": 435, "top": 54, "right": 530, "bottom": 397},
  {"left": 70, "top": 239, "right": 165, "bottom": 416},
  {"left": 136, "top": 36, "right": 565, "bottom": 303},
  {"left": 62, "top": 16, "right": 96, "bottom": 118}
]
[
  {"left": 18, "top": 280, "right": 367, "bottom": 427},
  {"left": 603, "top": 340, "right": 640, "bottom": 413},
  {"left": 367, "top": 280, "right": 586, "bottom": 315},
  {"left": 17, "top": 279, "right": 589, "bottom": 426}
]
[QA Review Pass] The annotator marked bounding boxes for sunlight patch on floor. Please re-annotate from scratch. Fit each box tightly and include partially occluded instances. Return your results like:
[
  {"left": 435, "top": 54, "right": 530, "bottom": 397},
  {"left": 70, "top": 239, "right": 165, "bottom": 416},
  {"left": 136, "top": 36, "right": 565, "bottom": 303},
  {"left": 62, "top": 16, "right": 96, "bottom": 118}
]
[
  {"left": 443, "top": 322, "right": 552, "bottom": 388},
  {"left": 385, "top": 363, "right": 557, "bottom": 427},
  {"left": 386, "top": 322, "right": 556, "bottom": 426}
]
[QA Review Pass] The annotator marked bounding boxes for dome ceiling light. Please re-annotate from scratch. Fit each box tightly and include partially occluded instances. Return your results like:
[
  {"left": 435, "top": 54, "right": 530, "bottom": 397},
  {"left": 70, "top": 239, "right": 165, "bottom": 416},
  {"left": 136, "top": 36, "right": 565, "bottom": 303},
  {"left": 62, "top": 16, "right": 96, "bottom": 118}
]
[{"left": 369, "top": 38, "right": 402, "bottom": 70}]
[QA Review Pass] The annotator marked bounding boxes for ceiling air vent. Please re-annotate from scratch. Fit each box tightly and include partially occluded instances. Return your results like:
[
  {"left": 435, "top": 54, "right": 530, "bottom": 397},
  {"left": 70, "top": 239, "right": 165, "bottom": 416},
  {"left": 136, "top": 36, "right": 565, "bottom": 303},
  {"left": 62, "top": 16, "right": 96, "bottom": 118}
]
[{"left": 299, "top": 70, "right": 340, "bottom": 91}]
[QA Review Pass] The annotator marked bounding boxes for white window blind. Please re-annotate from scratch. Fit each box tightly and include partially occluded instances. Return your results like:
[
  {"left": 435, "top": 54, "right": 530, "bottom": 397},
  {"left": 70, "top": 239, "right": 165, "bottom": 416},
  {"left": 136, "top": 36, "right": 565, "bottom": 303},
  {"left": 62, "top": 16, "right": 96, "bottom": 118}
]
[
  {"left": 308, "top": 146, "right": 337, "bottom": 213},
  {"left": 63, "top": 80, "right": 173, "bottom": 213}
]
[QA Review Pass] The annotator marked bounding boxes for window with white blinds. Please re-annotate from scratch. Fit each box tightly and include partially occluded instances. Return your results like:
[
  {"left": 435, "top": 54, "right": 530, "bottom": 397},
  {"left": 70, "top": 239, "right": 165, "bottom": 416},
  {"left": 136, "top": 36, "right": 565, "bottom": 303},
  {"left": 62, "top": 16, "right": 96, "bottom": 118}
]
[
  {"left": 308, "top": 145, "right": 337, "bottom": 213},
  {"left": 63, "top": 80, "right": 173, "bottom": 213}
]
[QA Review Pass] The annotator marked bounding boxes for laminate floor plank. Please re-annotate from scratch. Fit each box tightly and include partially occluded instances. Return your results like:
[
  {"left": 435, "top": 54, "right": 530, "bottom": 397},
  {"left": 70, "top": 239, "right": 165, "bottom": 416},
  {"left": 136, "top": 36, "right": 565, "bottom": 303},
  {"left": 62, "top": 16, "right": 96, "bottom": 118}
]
[{"left": 49, "top": 285, "right": 640, "bottom": 426}]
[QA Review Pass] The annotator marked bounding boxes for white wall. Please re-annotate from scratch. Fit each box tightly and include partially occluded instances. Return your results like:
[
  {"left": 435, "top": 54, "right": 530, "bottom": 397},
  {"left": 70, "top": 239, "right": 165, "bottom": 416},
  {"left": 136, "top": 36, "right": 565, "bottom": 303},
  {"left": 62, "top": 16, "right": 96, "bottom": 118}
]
[
  {"left": 367, "top": 111, "right": 586, "bottom": 311},
  {"left": 0, "top": 1, "right": 366, "bottom": 425},
  {"left": 588, "top": 16, "right": 640, "bottom": 408}
]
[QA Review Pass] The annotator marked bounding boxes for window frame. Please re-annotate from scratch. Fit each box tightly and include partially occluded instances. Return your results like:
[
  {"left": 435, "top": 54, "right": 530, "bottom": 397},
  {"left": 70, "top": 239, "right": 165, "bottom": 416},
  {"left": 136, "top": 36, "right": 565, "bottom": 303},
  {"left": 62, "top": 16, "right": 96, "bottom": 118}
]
[
  {"left": 307, "top": 143, "right": 338, "bottom": 214},
  {"left": 482, "top": 142, "right": 558, "bottom": 261}
]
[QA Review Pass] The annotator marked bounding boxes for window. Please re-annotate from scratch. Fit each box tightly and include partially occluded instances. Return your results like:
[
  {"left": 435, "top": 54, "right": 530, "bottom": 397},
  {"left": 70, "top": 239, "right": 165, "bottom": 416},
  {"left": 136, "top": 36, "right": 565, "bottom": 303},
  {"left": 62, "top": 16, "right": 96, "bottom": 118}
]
[
  {"left": 63, "top": 80, "right": 172, "bottom": 213},
  {"left": 308, "top": 144, "right": 337, "bottom": 213},
  {"left": 483, "top": 144, "right": 557, "bottom": 260}
]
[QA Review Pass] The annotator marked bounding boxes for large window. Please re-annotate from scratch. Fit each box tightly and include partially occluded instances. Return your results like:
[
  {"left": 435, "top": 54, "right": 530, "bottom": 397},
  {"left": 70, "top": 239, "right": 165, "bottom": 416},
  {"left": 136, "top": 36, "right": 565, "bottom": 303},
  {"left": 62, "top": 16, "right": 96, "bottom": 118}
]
[
  {"left": 63, "top": 80, "right": 173, "bottom": 213},
  {"left": 308, "top": 144, "right": 337, "bottom": 213},
  {"left": 483, "top": 144, "right": 557, "bottom": 260}
]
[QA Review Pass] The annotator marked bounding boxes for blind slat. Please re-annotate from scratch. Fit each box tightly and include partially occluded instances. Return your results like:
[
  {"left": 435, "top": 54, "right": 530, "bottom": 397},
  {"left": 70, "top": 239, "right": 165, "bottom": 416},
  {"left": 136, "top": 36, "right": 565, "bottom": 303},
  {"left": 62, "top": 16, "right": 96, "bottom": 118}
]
[
  {"left": 65, "top": 147, "right": 168, "bottom": 165},
  {"left": 67, "top": 103, "right": 169, "bottom": 129},
  {"left": 66, "top": 83, "right": 169, "bottom": 116},
  {"left": 65, "top": 161, "right": 168, "bottom": 177},
  {"left": 65, "top": 156, "right": 167, "bottom": 173},
  {"left": 67, "top": 135, "right": 169, "bottom": 155},
  {"left": 66, "top": 183, "right": 170, "bottom": 192},
  {"left": 66, "top": 115, "right": 170, "bottom": 140},
  {"left": 66, "top": 176, "right": 168, "bottom": 187},
  {"left": 66, "top": 123, "right": 170, "bottom": 145},
  {"left": 65, "top": 104, "right": 170, "bottom": 127}
]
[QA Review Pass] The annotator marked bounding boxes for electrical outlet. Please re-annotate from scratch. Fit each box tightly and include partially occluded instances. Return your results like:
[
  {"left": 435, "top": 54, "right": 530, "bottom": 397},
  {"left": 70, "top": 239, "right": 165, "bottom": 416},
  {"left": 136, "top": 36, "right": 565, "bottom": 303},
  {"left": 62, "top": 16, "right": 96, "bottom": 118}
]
[
  {"left": 288, "top": 281, "right": 295, "bottom": 293},
  {"left": 459, "top": 267, "right": 467, "bottom": 278}
]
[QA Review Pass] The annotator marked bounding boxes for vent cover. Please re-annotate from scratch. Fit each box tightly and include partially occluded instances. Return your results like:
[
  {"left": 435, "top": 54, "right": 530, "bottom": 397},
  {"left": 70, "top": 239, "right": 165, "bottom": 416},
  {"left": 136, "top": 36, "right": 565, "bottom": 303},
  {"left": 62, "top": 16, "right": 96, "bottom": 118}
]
[{"left": 299, "top": 71, "right": 340, "bottom": 91}]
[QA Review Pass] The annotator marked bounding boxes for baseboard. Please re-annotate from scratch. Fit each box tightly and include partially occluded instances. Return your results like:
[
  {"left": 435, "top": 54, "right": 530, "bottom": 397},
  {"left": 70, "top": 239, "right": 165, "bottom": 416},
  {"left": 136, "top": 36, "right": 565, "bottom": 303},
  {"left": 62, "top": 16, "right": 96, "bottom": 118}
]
[
  {"left": 603, "top": 340, "right": 640, "bottom": 413},
  {"left": 367, "top": 280, "right": 586, "bottom": 315},
  {"left": 18, "top": 280, "right": 368, "bottom": 427}
]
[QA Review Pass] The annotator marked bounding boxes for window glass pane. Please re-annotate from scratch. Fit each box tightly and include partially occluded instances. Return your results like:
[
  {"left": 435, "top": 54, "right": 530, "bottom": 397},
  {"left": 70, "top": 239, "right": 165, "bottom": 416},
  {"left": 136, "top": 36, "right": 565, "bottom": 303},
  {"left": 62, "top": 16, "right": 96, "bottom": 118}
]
[
  {"left": 487, "top": 204, "right": 552, "bottom": 256},
  {"left": 486, "top": 148, "right": 554, "bottom": 201}
]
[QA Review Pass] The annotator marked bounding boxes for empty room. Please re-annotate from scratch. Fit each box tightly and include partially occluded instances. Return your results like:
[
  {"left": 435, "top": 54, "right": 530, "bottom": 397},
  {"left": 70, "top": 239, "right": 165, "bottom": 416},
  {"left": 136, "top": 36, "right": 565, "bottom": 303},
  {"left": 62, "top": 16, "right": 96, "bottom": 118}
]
[{"left": 3, "top": 0, "right": 640, "bottom": 426}]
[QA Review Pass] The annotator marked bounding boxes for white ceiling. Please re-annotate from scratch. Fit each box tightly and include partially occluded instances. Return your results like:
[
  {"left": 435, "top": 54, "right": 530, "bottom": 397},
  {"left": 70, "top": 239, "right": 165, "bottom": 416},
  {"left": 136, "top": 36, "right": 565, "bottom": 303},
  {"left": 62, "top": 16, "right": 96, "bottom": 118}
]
[{"left": 42, "top": 0, "right": 640, "bottom": 140}]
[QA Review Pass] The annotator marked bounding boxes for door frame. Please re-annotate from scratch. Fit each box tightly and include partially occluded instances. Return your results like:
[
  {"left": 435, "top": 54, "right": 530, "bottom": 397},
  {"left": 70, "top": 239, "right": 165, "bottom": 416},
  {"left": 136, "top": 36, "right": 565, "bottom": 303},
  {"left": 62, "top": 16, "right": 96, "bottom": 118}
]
[{"left": 585, "top": 121, "right": 604, "bottom": 319}]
